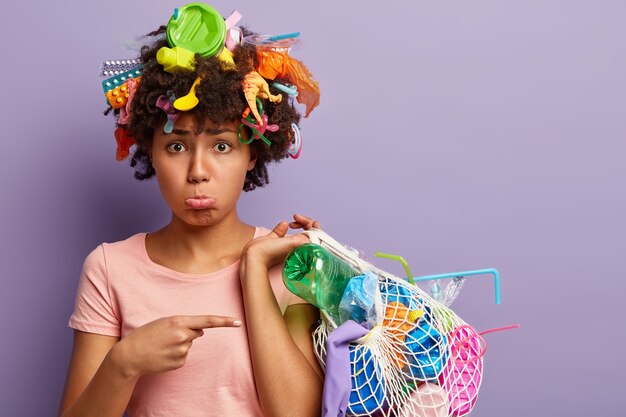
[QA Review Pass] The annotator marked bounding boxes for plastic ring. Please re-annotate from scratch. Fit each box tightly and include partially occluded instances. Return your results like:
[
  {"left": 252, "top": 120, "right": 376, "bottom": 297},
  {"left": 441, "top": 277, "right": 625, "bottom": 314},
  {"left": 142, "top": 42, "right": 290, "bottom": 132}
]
[
  {"left": 238, "top": 121, "right": 272, "bottom": 146},
  {"left": 288, "top": 123, "right": 302, "bottom": 159},
  {"left": 238, "top": 123, "right": 254, "bottom": 145},
  {"left": 239, "top": 98, "right": 273, "bottom": 146}
]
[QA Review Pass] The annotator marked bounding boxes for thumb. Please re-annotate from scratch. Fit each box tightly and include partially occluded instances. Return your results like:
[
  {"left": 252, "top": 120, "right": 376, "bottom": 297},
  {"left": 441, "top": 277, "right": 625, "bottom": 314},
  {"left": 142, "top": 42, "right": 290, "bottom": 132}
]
[{"left": 270, "top": 221, "right": 289, "bottom": 238}]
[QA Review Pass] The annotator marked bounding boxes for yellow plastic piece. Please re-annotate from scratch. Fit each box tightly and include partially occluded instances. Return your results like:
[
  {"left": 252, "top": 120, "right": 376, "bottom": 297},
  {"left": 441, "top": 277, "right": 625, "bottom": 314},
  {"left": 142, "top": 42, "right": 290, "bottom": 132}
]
[
  {"left": 242, "top": 71, "right": 282, "bottom": 125},
  {"left": 174, "top": 77, "right": 201, "bottom": 111},
  {"left": 156, "top": 46, "right": 195, "bottom": 74},
  {"left": 408, "top": 309, "right": 424, "bottom": 323},
  {"left": 217, "top": 48, "right": 236, "bottom": 70}
]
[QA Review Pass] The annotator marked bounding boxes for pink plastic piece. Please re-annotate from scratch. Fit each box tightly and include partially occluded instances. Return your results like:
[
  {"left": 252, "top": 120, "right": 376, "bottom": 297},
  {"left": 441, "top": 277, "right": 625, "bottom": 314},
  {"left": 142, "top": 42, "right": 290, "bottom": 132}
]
[
  {"left": 155, "top": 94, "right": 180, "bottom": 133},
  {"left": 117, "top": 78, "right": 139, "bottom": 125},
  {"left": 224, "top": 10, "right": 243, "bottom": 51},
  {"left": 397, "top": 382, "right": 448, "bottom": 417},
  {"left": 241, "top": 113, "right": 279, "bottom": 139},
  {"left": 438, "top": 325, "right": 485, "bottom": 417}
]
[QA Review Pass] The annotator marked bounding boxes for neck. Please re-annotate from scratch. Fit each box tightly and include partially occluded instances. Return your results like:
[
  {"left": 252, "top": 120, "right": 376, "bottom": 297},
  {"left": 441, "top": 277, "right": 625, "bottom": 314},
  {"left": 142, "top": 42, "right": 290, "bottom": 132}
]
[{"left": 159, "top": 209, "right": 254, "bottom": 258}]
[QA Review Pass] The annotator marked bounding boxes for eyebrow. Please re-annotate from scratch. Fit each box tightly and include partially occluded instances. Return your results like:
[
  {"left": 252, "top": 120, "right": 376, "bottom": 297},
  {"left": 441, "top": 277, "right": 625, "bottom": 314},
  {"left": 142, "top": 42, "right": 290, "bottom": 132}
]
[{"left": 170, "top": 127, "right": 237, "bottom": 136}]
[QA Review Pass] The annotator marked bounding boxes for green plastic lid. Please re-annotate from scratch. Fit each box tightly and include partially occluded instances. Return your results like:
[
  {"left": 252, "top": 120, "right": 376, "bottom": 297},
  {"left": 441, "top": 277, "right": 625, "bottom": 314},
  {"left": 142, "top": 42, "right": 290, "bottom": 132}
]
[{"left": 166, "top": 2, "right": 226, "bottom": 57}]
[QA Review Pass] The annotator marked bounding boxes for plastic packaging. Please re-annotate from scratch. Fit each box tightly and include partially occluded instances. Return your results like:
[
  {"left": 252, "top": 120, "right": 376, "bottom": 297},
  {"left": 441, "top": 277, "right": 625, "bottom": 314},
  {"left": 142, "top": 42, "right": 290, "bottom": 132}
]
[
  {"left": 283, "top": 243, "right": 360, "bottom": 322},
  {"left": 338, "top": 271, "right": 379, "bottom": 329},
  {"left": 436, "top": 277, "right": 466, "bottom": 307}
]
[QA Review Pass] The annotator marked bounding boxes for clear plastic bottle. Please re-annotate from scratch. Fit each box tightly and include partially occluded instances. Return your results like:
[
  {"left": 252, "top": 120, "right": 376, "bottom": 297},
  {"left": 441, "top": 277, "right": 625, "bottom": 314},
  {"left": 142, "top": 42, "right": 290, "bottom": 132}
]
[{"left": 282, "top": 243, "right": 361, "bottom": 322}]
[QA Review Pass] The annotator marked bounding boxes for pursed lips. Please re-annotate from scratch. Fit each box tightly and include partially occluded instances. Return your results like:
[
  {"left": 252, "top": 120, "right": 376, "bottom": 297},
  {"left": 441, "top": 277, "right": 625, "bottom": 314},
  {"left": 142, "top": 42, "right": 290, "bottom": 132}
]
[{"left": 185, "top": 195, "right": 217, "bottom": 209}]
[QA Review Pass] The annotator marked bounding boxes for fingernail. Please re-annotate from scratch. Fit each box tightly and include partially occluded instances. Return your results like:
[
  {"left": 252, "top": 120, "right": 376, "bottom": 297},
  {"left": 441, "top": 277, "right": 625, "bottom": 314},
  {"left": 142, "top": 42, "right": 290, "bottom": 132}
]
[{"left": 233, "top": 320, "right": 242, "bottom": 327}]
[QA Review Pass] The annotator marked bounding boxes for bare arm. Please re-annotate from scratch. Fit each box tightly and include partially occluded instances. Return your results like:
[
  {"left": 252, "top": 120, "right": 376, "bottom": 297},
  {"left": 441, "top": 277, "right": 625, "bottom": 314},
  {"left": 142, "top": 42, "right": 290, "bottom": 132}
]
[
  {"left": 240, "top": 261, "right": 323, "bottom": 417},
  {"left": 240, "top": 216, "right": 325, "bottom": 417},
  {"left": 59, "top": 331, "right": 138, "bottom": 417},
  {"left": 60, "top": 315, "right": 242, "bottom": 417}
]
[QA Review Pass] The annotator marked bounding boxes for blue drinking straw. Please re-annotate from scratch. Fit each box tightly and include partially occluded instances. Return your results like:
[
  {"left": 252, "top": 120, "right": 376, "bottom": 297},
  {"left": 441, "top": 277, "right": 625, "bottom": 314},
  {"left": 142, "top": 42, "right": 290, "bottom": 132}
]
[
  {"left": 271, "top": 82, "right": 298, "bottom": 96},
  {"left": 266, "top": 32, "right": 301, "bottom": 42}
]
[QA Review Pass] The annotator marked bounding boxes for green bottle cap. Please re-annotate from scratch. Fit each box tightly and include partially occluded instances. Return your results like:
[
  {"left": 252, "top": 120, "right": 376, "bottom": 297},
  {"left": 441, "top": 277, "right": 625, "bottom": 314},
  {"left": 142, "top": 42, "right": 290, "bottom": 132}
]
[{"left": 166, "top": 2, "right": 226, "bottom": 57}]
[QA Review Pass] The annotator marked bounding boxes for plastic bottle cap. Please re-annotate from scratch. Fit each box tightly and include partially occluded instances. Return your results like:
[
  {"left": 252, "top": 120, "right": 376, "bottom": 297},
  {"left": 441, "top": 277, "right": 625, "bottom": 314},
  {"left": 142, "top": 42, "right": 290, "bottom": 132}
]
[
  {"left": 166, "top": 2, "right": 226, "bottom": 57},
  {"left": 156, "top": 47, "right": 175, "bottom": 67}
]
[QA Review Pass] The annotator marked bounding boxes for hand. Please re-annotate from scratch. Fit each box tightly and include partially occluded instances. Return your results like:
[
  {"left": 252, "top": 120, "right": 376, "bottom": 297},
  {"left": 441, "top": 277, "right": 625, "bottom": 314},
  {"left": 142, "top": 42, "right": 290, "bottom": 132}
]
[
  {"left": 241, "top": 214, "right": 321, "bottom": 270},
  {"left": 288, "top": 213, "right": 322, "bottom": 231},
  {"left": 111, "top": 315, "right": 241, "bottom": 378}
]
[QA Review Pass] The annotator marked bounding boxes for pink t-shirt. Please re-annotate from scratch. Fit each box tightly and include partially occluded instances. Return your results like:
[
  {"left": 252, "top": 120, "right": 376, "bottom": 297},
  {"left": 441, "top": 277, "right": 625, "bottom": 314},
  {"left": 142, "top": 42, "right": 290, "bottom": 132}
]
[{"left": 68, "top": 227, "right": 307, "bottom": 417}]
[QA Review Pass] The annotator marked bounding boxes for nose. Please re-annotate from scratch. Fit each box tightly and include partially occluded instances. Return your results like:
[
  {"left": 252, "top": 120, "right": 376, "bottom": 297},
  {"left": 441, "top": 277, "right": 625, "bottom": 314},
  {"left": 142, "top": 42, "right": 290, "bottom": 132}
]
[{"left": 187, "top": 149, "right": 211, "bottom": 183}]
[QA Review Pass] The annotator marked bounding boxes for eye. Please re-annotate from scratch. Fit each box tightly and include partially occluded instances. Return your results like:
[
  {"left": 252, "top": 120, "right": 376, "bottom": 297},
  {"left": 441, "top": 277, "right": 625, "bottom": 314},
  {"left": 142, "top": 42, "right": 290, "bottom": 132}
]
[
  {"left": 167, "top": 142, "right": 186, "bottom": 153},
  {"left": 214, "top": 142, "right": 232, "bottom": 154}
]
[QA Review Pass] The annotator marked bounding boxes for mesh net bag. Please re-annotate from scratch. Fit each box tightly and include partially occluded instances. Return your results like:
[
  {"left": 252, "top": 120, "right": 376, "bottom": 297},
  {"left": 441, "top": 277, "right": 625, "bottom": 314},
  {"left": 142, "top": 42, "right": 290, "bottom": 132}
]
[{"left": 297, "top": 230, "right": 488, "bottom": 417}]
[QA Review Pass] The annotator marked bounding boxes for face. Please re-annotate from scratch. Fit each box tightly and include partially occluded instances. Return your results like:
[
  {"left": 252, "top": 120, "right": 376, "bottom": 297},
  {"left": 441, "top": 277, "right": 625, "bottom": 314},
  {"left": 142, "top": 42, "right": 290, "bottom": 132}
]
[{"left": 150, "top": 113, "right": 256, "bottom": 227}]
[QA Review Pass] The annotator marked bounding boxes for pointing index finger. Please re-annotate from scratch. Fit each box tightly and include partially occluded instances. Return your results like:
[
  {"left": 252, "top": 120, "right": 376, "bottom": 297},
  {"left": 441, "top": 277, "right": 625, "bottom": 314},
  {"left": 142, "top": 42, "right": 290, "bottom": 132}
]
[{"left": 181, "top": 315, "right": 242, "bottom": 330}]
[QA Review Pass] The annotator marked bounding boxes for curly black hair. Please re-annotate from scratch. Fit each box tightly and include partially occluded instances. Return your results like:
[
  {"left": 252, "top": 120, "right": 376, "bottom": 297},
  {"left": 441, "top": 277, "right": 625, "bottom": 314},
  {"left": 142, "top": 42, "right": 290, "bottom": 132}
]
[{"left": 115, "top": 26, "right": 302, "bottom": 191}]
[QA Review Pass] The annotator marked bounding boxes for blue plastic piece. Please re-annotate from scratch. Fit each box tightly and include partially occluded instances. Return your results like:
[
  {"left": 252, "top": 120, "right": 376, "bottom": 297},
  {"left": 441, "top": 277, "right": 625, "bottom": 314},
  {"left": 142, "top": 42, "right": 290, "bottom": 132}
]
[
  {"left": 379, "top": 279, "right": 418, "bottom": 310},
  {"left": 101, "top": 65, "right": 143, "bottom": 94},
  {"left": 266, "top": 32, "right": 301, "bottom": 42},
  {"left": 271, "top": 82, "right": 298, "bottom": 96},
  {"left": 339, "top": 272, "right": 378, "bottom": 329},
  {"left": 347, "top": 345, "right": 386, "bottom": 415},
  {"left": 402, "top": 306, "right": 449, "bottom": 380}
]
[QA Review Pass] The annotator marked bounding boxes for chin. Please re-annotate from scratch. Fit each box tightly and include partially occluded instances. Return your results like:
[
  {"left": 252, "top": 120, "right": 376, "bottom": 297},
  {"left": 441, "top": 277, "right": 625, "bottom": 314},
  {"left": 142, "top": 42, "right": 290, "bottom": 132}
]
[{"left": 174, "top": 208, "right": 221, "bottom": 227}]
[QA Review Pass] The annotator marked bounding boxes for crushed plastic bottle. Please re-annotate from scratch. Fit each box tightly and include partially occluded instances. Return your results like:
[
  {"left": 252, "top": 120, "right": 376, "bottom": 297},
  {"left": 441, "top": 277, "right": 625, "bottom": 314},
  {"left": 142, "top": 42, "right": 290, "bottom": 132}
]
[{"left": 283, "top": 243, "right": 361, "bottom": 322}]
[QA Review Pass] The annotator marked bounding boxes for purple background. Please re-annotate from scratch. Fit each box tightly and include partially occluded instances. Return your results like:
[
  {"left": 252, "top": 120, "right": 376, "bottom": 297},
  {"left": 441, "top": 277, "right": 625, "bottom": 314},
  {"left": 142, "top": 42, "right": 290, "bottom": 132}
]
[{"left": 1, "top": 0, "right": 624, "bottom": 415}]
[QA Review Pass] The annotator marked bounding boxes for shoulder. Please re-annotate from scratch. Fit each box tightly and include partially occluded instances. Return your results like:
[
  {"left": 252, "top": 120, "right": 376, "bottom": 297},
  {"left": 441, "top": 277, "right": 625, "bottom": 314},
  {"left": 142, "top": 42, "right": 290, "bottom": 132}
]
[
  {"left": 100, "top": 232, "right": 146, "bottom": 251},
  {"left": 82, "top": 233, "right": 147, "bottom": 272},
  {"left": 100, "top": 232, "right": 146, "bottom": 260}
]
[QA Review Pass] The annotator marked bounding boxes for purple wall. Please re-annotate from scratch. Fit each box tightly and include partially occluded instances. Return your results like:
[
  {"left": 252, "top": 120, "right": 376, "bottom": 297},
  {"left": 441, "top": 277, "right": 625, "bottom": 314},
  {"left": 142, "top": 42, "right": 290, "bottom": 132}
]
[{"left": 1, "top": 0, "right": 624, "bottom": 415}]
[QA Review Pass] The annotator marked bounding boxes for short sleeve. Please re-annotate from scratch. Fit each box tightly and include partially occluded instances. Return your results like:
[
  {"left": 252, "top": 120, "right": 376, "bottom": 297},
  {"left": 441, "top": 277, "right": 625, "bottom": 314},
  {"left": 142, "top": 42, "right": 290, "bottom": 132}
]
[{"left": 68, "top": 245, "right": 121, "bottom": 337}]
